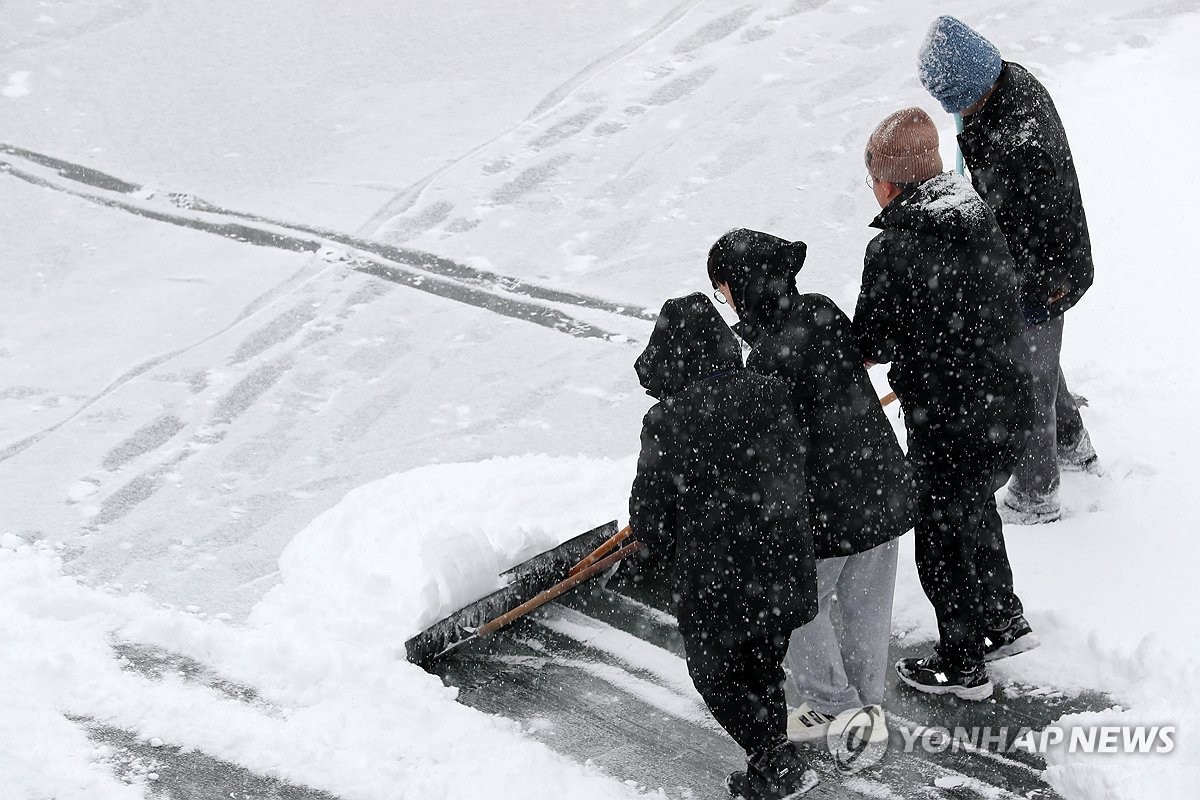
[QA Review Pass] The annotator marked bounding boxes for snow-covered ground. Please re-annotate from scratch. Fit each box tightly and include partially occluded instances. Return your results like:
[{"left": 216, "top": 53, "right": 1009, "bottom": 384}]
[{"left": 2, "top": 1, "right": 1198, "bottom": 799}]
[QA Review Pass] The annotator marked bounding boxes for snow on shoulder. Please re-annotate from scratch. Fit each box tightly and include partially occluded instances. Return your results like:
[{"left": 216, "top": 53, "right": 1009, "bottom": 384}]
[
  {"left": 250, "top": 454, "right": 636, "bottom": 645},
  {"left": 921, "top": 172, "right": 988, "bottom": 223}
]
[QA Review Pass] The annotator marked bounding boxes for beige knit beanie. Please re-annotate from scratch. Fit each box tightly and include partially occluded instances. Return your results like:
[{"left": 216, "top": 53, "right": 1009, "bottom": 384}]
[{"left": 865, "top": 107, "right": 943, "bottom": 183}]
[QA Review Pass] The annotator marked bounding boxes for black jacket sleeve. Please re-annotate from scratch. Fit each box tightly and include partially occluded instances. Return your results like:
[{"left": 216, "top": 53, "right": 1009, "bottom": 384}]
[
  {"left": 853, "top": 237, "right": 899, "bottom": 365},
  {"left": 628, "top": 405, "right": 677, "bottom": 555},
  {"left": 981, "top": 143, "right": 1092, "bottom": 317}
]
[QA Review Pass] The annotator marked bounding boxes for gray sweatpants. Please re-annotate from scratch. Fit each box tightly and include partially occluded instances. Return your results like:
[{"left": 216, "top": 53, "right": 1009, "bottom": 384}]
[
  {"left": 1009, "top": 314, "right": 1087, "bottom": 502},
  {"left": 785, "top": 538, "right": 898, "bottom": 715}
]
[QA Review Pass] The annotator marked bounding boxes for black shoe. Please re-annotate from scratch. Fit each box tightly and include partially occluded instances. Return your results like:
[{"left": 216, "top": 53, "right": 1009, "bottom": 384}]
[
  {"left": 896, "top": 653, "right": 993, "bottom": 701},
  {"left": 726, "top": 770, "right": 750, "bottom": 798},
  {"left": 983, "top": 614, "right": 1041, "bottom": 662},
  {"left": 737, "top": 743, "right": 819, "bottom": 799}
]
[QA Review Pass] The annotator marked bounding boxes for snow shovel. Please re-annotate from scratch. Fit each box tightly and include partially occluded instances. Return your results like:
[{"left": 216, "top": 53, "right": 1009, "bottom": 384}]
[
  {"left": 404, "top": 520, "right": 644, "bottom": 667},
  {"left": 568, "top": 524, "right": 631, "bottom": 576},
  {"left": 429, "top": 539, "right": 644, "bottom": 663}
]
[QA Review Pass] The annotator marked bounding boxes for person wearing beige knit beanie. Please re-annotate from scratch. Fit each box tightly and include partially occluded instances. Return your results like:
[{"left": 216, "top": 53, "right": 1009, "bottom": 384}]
[
  {"left": 852, "top": 107, "right": 1038, "bottom": 702},
  {"left": 863, "top": 106, "right": 942, "bottom": 209}
]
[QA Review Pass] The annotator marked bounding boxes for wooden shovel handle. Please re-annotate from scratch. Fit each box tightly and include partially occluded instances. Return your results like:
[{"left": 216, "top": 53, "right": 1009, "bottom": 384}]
[
  {"left": 478, "top": 540, "right": 644, "bottom": 638},
  {"left": 880, "top": 391, "right": 897, "bottom": 407},
  {"left": 568, "top": 524, "right": 632, "bottom": 577}
]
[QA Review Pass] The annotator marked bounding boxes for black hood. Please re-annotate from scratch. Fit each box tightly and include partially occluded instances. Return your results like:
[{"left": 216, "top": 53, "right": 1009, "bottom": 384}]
[
  {"left": 870, "top": 172, "right": 994, "bottom": 240},
  {"left": 635, "top": 293, "right": 742, "bottom": 400},
  {"left": 708, "top": 229, "right": 808, "bottom": 334}
]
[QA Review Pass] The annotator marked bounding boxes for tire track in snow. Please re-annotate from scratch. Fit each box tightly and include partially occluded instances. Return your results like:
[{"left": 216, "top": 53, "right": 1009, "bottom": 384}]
[
  {"left": 0, "top": 160, "right": 617, "bottom": 328},
  {"left": 0, "top": 258, "right": 326, "bottom": 465},
  {"left": 0, "top": 157, "right": 624, "bottom": 464},
  {"left": 0, "top": 143, "right": 651, "bottom": 320},
  {"left": 357, "top": 0, "right": 708, "bottom": 231}
]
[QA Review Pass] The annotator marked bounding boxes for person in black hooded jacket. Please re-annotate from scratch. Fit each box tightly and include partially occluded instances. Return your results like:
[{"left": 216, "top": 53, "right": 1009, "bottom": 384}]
[
  {"left": 629, "top": 293, "right": 819, "bottom": 800},
  {"left": 854, "top": 107, "right": 1036, "bottom": 700},
  {"left": 707, "top": 229, "right": 914, "bottom": 745}
]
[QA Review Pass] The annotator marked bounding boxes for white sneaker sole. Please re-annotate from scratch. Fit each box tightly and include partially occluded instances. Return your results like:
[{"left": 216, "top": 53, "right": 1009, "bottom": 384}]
[
  {"left": 999, "top": 504, "right": 1062, "bottom": 525},
  {"left": 726, "top": 769, "right": 819, "bottom": 799},
  {"left": 983, "top": 632, "right": 1041, "bottom": 662},
  {"left": 780, "top": 770, "right": 820, "bottom": 799},
  {"left": 897, "top": 669, "right": 994, "bottom": 701}
]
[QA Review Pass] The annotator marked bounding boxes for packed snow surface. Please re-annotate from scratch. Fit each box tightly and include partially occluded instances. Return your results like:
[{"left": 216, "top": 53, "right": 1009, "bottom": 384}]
[{"left": 3, "top": 1, "right": 1199, "bottom": 799}]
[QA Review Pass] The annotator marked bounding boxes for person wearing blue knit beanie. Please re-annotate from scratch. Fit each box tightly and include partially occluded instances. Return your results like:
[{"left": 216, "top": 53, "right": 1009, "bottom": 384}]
[
  {"left": 918, "top": 15, "right": 1100, "bottom": 530},
  {"left": 918, "top": 15, "right": 1002, "bottom": 114}
]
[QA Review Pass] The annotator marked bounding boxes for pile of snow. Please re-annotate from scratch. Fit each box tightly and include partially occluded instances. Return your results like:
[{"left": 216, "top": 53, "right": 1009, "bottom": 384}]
[
  {"left": 249, "top": 454, "right": 636, "bottom": 643},
  {"left": 0, "top": 537, "right": 144, "bottom": 800},
  {"left": 0, "top": 457, "right": 645, "bottom": 800}
]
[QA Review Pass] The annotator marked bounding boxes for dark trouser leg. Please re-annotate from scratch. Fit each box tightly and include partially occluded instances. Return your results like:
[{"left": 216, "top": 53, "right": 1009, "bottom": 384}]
[
  {"left": 683, "top": 627, "right": 789, "bottom": 757},
  {"left": 976, "top": 491, "right": 1023, "bottom": 627},
  {"left": 1011, "top": 315, "right": 1064, "bottom": 502},
  {"left": 912, "top": 448, "right": 1022, "bottom": 667},
  {"left": 1055, "top": 364, "right": 1086, "bottom": 449}
]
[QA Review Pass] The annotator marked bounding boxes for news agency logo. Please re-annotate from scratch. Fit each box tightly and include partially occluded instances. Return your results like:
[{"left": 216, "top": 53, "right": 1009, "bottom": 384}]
[
  {"left": 895, "top": 725, "right": 1176, "bottom": 756},
  {"left": 825, "top": 721, "right": 1175, "bottom": 773},
  {"left": 826, "top": 706, "right": 888, "bottom": 774}
]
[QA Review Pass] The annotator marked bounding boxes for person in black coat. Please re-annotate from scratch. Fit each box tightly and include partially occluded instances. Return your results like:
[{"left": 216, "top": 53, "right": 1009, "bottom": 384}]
[
  {"left": 708, "top": 228, "right": 914, "bottom": 744},
  {"left": 629, "top": 293, "right": 819, "bottom": 799},
  {"left": 919, "top": 15, "right": 1099, "bottom": 524},
  {"left": 854, "top": 107, "right": 1036, "bottom": 700}
]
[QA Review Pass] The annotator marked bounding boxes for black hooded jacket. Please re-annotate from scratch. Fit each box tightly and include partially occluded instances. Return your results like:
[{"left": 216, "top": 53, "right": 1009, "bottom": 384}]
[
  {"left": 709, "top": 230, "right": 915, "bottom": 559},
  {"left": 629, "top": 293, "right": 817, "bottom": 637},
  {"left": 854, "top": 173, "right": 1033, "bottom": 456},
  {"left": 959, "top": 61, "right": 1094, "bottom": 323}
]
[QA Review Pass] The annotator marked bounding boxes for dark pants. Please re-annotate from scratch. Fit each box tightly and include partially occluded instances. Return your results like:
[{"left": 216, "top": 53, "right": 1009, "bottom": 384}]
[
  {"left": 910, "top": 438, "right": 1025, "bottom": 668},
  {"left": 1010, "top": 314, "right": 1088, "bottom": 502},
  {"left": 682, "top": 626, "right": 790, "bottom": 757}
]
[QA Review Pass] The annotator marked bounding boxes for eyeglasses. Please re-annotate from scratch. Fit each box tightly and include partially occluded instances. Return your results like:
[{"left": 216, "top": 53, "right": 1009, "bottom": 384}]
[
  {"left": 713, "top": 288, "right": 728, "bottom": 305},
  {"left": 864, "top": 174, "right": 876, "bottom": 188}
]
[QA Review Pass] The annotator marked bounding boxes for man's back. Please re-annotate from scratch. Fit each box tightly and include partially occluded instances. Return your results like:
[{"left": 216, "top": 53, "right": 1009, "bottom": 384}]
[
  {"left": 959, "top": 61, "right": 1094, "bottom": 321},
  {"left": 854, "top": 173, "right": 1030, "bottom": 434}
]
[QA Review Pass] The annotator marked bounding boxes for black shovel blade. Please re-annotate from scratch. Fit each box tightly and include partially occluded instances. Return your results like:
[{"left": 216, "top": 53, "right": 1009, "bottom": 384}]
[{"left": 404, "top": 520, "right": 619, "bottom": 668}]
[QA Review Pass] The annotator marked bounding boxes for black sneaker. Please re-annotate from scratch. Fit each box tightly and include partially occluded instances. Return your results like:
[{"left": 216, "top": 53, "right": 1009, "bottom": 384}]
[
  {"left": 728, "top": 744, "right": 819, "bottom": 799},
  {"left": 726, "top": 770, "right": 750, "bottom": 798},
  {"left": 753, "top": 743, "right": 820, "bottom": 799},
  {"left": 983, "top": 614, "right": 1041, "bottom": 662},
  {"left": 896, "top": 654, "right": 993, "bottom": 701}
]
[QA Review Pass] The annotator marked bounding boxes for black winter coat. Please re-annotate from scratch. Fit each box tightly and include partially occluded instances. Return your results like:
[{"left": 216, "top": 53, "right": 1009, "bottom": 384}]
[
  {"left": 959, "top": 61, "right": 1094, "bottom": 324},
  {"left": 629, "top": 293, "right": 817, "bottom": 638},
  {"left": 854, "top": 173, "right": 1033, "bottom": 458},
  {"left": 709, "top": 229, "right": 915, "bottom": 559}
]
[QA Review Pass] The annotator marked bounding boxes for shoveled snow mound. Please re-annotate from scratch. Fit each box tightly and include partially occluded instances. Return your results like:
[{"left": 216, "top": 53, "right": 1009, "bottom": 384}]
[
  {"left": 0, "top": 456, "right": 651, "bottom": 800},
  {"left": 0, "top": 537, "right": 146, "bottom": 800},
  {"left": 249, "top": 454, "right": 637, "bottom": 643}
]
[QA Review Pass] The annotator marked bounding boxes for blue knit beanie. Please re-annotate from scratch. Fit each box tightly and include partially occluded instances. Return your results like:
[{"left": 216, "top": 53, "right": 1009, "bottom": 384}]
[{"left": 918, "top": 16, "right": 1002, "bottom": 113}]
